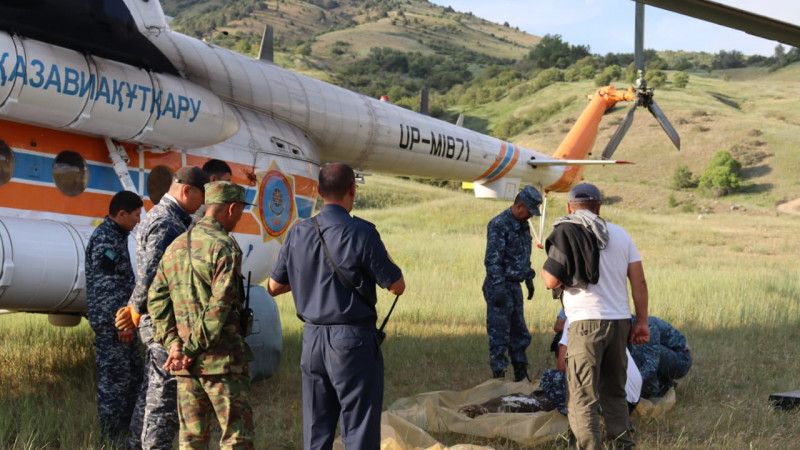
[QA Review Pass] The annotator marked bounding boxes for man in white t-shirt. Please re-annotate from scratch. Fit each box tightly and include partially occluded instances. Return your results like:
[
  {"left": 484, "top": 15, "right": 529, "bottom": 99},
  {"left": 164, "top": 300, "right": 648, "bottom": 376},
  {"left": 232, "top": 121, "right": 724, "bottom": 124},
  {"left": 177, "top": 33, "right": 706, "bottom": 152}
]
[{"left": 541, "top": 183, "right": 649, "bottom": 450}]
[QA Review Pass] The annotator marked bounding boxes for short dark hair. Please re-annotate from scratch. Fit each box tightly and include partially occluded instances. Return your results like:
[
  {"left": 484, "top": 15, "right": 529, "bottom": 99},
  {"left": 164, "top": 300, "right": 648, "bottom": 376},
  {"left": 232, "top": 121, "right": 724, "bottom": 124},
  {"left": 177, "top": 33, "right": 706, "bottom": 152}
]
[
  {"left": 567, "top": 200, "right": 601, "bottom": 212},
  {"left": 318, "top": 163, "right": 355, "bottom": 199},
  {"left": 202, "top": 159, "right": 232, "bottom": 177},
  {"left": 109, "top": 190, "right": 143, "bottom": 216}
]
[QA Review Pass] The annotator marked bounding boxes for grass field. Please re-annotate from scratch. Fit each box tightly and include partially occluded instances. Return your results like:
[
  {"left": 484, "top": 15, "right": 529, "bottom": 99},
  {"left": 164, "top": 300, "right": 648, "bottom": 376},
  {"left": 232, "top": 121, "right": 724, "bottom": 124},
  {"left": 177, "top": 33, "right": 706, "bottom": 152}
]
[{"left": 2, "top": 175, "right": 800, "bottom": 449}]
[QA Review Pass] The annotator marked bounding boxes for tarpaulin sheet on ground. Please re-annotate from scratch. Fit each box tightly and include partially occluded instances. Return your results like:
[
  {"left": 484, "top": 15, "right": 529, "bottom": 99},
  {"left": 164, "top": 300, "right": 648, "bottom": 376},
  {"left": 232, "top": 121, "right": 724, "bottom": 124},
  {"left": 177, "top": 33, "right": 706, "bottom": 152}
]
[{"left": 361, "top": 378, "right": 677, "bottom": 449}]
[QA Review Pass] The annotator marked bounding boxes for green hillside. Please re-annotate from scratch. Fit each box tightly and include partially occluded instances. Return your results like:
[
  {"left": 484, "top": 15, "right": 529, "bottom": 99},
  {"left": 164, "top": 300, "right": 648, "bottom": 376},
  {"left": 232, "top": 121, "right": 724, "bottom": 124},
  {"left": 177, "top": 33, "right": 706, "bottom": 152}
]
[
  {"left": 499, "top": 66, "right": 800, "bottom": 215},
  {"left": 161, "top": 0, "right": 538, "bottom": 69}
]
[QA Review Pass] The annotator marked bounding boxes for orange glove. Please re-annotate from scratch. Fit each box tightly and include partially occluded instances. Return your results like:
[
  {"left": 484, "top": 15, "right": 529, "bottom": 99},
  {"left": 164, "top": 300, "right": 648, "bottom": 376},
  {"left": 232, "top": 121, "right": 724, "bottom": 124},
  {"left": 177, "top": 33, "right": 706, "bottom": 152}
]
[{"left": 115, "top": 306, "right": 141, "bottom": 330}]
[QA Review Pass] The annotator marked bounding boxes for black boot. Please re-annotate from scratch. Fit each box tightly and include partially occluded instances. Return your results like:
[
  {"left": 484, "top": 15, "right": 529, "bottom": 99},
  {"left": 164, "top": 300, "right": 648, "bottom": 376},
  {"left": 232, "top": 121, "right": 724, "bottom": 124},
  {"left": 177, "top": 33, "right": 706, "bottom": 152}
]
[
  {"left": 492, "top": 369, "right": 506, "bottom": 379},
  {"left": 513, "top": 363, "right": 531, "bottom": 382}
]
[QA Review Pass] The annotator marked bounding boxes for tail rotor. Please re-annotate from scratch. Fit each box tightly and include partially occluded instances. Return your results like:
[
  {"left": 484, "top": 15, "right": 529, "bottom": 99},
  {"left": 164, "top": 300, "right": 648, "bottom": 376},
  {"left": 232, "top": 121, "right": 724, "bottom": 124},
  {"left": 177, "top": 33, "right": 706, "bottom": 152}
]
[{"left": 601, "top": 2, "right": 681, "bottom": 160}]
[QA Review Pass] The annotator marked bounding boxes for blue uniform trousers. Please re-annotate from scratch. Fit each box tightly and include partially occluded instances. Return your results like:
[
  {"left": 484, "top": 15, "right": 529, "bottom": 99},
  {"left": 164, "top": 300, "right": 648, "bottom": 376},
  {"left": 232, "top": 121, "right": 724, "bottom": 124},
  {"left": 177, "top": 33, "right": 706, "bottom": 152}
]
[
  {"left": 483, "top": 279, "right": 531, "bottom": 372},
  {"left": 301, "top": 324, "right": 383, "bottom": 450},
  {"left": 129, "top": 323, "right": 179, "bottom": 450},
  {"left": 94, "top": 329, "right": 142, "bottom": 442}
]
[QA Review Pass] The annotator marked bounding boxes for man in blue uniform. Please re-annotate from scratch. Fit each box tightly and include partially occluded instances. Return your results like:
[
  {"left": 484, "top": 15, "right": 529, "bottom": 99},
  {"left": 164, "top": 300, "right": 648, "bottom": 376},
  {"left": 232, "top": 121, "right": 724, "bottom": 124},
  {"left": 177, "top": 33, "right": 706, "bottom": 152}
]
[
  {"left": 630, "top": 315, "right": 692, "bottom": 399},
  {"left": 483, "top": 185, "right": 542, "bottom": 382},
  {"left": 85, "top": 190, "right": 143, "bottom": 445},
  {"left": 115, "top": 165, "right": 209, "bottom": 450},
  {"left": 268, "top": 163, "right": 405, "bottom": 450}
]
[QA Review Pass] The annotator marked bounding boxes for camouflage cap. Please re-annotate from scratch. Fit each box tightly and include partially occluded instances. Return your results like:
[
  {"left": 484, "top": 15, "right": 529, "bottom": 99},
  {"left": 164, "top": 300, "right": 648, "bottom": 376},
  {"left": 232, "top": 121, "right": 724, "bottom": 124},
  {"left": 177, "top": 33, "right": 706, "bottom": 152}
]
[
  {"left": 173, "top": 166, "right": 210, "bottom": 192},
  {"left": 204, "top": 181, "right": 252, "bottom": 205},
  {"left": 568, "top": 183, "right": 602, "bottom": 203},
  {"left": 519, "top": 185, "right": 542, "bottom": 217}
]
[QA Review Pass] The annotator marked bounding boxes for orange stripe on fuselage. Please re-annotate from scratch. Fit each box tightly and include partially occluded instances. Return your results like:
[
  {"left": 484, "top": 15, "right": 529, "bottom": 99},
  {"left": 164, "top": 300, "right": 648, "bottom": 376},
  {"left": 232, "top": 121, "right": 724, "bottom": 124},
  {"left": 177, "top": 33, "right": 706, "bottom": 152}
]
[
  {"left": 1, "top": 181, "right": 113, "bottom": 217},
  {"left": 486, "top": 145, "right": 519, "bottom": 182},
  {"left": 1, "top": 119, "right": 302, "bottom": 235},
  {"left": 0, "top": 118, "right": 118, "bottom": 162},
  {"left": 474, "top": 141, "right": 507, "bottom": 182}
]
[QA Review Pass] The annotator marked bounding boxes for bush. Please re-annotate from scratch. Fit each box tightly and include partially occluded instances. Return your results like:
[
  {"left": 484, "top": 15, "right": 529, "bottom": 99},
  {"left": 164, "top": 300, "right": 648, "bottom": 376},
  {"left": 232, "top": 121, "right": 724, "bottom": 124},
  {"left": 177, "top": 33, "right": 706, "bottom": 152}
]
[
  {"left": 645, "top": 70, "right": 667, "bottom": 88},
  {"left": 532, "top": 67, "right": 563, "bottom": 91},
  {"left": 697, "top": 150, "right": 741, "bottom": 197},
  {"left": 594, "top": 65, "right": 622, "bottom": 87},
  {"left": 564, "top": 67, "right": 581, "bottom": 82},
  {"left": 708, "top": 150, "right": 742, "bottom": 173},
  {"left": 672, "top": 71, "right": 689, "bottom": 88},
  {"left": 671, "top": 165, "right": 696, "bottom": 189}
]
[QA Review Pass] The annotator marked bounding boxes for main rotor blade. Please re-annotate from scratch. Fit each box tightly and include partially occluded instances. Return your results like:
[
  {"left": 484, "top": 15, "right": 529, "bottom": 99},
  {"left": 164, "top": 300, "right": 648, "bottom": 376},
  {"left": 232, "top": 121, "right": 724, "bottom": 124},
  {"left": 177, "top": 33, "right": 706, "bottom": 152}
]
[
  {"left": 647, "top": 99, "right": 681, "bottom": 150},
  {"left": 602, "top": 103, "right": 637, "bottom": 160},
  {"left": 635, "top": 2, "right": 645, "bottom": 75}
]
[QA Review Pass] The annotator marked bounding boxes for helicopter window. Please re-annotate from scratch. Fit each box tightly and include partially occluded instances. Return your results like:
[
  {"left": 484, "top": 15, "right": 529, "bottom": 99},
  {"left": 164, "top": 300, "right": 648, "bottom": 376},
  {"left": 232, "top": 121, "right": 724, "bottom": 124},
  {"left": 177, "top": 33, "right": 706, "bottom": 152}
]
[
  {"left": 52, "top": 151, "right": 88, "bottom": 197},
  {"left": 271, "top": 137, "right": 305, "bottom": 156},
  {"left": 147, "top": 165, "right": 174, "bottom": 205},
  {"left": 0, "top": 140, "right": 14, "bottom": 186}
]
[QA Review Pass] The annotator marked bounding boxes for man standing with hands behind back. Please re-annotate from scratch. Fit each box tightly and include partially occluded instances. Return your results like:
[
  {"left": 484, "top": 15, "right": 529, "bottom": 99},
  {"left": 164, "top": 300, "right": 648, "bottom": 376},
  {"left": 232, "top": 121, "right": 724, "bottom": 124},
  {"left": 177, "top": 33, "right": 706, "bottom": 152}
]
[
  {"left": 541, "top": 183, "right": 649, "bottom": 450},
  {"left": 483, "top": 185, "right": 542, "bottom": 382},
  {"left": 268, "top": 163, "right": 405, "bottom": 450},
  {"left": 148, "top": 181, "right": 254, "bottom": 449}
]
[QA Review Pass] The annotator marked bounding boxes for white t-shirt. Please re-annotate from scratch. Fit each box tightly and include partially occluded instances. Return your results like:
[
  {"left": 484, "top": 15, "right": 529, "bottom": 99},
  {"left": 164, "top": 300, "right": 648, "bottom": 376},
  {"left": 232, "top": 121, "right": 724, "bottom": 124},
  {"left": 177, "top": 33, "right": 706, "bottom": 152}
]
[
  {"left": 562, "top": 222, "right": 641, "bottom": 321},
  {"left": 560, "top": 319, "right": 642, "bottom": 404}
]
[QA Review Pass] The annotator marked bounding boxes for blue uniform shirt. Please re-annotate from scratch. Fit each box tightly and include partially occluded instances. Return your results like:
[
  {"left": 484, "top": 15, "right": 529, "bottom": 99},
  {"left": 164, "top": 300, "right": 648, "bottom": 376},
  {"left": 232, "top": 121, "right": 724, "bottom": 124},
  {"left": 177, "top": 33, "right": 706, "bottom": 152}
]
[
  {"left": 484, "top": 208, "right": 534, "bottom": 286},
  {"left": 271, "top": 204, "right": 402, "bottom": 326}
]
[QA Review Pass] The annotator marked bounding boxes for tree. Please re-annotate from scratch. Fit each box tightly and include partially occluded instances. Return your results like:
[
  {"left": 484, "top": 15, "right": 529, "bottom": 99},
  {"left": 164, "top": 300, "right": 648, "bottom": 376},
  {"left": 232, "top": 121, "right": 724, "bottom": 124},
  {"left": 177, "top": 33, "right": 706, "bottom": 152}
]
[
  {"left": 672, "top": 71, "right": 689, "bottom": 88},
  {"left": 697, "top": 150, "right": 741, "bottom": 197},
  {"left": 526, "top": 34, "right": 589, "bottom": 69},
  {"left": 712, "top": 50, "right": 745, "bottom": 69}
]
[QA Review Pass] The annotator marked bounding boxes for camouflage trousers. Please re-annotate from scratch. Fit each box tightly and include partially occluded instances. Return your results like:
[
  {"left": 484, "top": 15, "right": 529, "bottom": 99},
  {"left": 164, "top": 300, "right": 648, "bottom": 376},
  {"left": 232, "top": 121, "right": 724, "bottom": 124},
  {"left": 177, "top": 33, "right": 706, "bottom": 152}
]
[
  {"left": 94, "top": 329, "right": 143, "bottom": 443},
  {"left": 129, "top": 323, "right": 179, "bottom": 450},
  {"left": 176, "top": 373, "right": 253, "bottom": 450},
  {"left": 482, "top": 279, "right": 531, "bottom": 372}
]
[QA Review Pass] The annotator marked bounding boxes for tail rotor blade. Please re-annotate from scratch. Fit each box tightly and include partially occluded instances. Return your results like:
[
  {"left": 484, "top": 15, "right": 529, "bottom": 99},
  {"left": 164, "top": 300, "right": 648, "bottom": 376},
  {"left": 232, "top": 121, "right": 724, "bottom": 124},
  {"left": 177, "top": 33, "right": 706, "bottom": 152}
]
[
  {"left": 647, "top": 100, "right": 681, "bottom": 150},
  {"left": 602, "top": 103, "right": 637, "bottom": 160}
]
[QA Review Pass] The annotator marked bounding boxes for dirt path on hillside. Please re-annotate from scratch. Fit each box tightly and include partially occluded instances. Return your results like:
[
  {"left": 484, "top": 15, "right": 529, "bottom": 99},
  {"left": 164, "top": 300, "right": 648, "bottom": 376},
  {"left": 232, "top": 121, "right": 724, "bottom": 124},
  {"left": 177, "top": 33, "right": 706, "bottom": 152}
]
[{"left": 777, "top": 198, "right": 800, "bottom": 215}]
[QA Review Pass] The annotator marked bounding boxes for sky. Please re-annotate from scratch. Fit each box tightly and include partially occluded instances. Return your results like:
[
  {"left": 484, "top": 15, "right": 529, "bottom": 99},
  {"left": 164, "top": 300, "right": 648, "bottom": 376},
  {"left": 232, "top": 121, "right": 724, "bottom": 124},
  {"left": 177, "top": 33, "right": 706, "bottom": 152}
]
[{"left": 429, "top": 0, "right": 800, "bottom": 56}]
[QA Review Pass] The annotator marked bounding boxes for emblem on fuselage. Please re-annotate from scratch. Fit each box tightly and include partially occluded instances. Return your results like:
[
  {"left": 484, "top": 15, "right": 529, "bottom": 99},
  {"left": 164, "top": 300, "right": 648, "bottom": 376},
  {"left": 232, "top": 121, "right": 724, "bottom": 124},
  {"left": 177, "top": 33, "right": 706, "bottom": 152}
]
[{"left": 254, "top": 161, "right": 296, "bottom": 243}]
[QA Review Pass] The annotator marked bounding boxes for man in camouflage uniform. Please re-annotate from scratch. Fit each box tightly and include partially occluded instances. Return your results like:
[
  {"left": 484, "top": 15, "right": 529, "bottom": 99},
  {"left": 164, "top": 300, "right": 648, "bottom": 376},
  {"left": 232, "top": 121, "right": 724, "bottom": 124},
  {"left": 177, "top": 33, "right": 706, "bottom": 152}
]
[
  {"left": 116, "top": 166, "right": 208, "bottom": 449},
  {"left": 630, "top": 315, "right": 692, "bottom": 399},
  {"left": 482, "top": 185, "right": 542, "bottom": 382},
  {"left": 149, "top": 181, "right": 254, "bottom": 449},
  {"left": 85, "top": 190, "right": 144, "bottom": 444}
]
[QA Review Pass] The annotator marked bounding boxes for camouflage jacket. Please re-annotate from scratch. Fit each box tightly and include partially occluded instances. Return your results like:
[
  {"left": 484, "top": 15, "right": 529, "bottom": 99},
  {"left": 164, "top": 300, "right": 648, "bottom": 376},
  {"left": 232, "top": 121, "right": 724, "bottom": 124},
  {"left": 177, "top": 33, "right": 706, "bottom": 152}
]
[
  {"left": 148, "top": 216, "right": 251, "bottom": 375},
  {"left": 484, "top": 208, "right": 534, "bottom": 286},
  {"left": 630, "top": 316, "right": 689, "bottom": 398},
  {"left": 86, "top": 217, "right": 135, "bottom": 334},
  {"left": 129, "top": 194, "right": 192, "bottom": 328}
]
